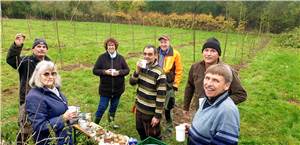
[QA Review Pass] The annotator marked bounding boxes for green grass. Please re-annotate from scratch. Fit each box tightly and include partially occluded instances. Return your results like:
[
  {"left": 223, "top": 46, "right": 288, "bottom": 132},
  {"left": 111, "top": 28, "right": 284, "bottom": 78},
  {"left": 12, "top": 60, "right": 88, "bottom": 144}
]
[{"left": 1, "top": 19, "right": 299, "bottom": 144}]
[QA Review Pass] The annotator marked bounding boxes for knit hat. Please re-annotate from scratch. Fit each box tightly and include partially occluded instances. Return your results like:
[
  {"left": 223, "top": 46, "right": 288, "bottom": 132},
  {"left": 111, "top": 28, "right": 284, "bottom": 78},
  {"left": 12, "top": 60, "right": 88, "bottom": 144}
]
[
  {"left": 158, "top": 35, "right": 170, "bottom": 41},
  {"left": 32, "top": 38, "right": 48, "bottom": 49},
  {"left": 202, "top": 37, "right": 221, "bottom": 56}
]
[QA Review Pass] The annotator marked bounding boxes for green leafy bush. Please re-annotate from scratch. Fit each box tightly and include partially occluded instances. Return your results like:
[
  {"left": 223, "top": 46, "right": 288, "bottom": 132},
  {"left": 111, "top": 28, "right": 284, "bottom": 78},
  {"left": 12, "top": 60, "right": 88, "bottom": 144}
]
[{"left": 277, "top": 27, "right": 300, "bottom": 49}]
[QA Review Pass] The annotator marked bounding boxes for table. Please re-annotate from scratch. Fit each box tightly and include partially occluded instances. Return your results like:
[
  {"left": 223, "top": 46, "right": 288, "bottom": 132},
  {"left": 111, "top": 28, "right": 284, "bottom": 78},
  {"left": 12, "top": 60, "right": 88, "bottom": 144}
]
[{"left": 73, "top": 122, "right": 128, "bottom": 145}]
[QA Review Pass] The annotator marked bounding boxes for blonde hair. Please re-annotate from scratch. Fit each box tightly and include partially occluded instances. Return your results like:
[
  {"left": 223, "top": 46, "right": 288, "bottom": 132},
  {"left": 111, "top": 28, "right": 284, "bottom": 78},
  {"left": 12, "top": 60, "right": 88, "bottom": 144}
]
[{"left": 29, "top": 61, "right": 61, "bottom": 88}]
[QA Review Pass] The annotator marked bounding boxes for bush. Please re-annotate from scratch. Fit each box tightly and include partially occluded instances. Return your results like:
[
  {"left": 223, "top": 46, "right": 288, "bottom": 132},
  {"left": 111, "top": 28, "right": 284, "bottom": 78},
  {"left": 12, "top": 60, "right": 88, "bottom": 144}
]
[{"left": 277, "top": 27, "right": 300, "bottom": 49}]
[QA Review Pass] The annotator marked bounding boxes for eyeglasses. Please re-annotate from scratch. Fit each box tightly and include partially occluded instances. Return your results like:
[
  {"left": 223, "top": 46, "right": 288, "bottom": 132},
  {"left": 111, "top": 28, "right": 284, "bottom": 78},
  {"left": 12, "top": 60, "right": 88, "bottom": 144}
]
[{"left": 43, "top": 72, "right": 57, "bottom": 77}]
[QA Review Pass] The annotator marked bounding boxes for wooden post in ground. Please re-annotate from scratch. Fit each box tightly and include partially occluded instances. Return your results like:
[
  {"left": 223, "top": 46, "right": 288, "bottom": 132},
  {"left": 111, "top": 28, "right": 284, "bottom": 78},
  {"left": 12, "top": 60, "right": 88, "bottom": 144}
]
[
  {"left": 26, "top": 14, "right": 32, "bottom": 39},
  {"left": 222, "top": 2, "right": 229, "bottom": 62},
  {"left": 54, "top": 9, "right": 63, "bottom": 68}
]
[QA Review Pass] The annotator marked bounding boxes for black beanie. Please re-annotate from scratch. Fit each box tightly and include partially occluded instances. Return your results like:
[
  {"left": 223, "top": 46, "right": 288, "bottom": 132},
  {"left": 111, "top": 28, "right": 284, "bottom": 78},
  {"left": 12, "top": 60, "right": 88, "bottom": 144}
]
[
  {"left": 32, "top": 38, "right": 48, "bottom": 49},
  {"left": 202, "top": 37, "right": 221, "bottom": 56}
]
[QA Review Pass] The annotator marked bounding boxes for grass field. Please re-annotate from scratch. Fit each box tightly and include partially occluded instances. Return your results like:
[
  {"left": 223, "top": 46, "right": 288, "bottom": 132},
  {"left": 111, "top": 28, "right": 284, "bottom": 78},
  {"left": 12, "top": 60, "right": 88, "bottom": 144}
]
[{"left": 1, "top": 19, "right": 300, "bottom": 144}]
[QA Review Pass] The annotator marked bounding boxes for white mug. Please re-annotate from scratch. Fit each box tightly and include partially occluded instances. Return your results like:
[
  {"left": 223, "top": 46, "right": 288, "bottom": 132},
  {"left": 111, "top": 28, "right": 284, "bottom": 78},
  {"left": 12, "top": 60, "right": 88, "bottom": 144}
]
[
  {"left": 78, "top": 119, "right": 88, "bottom": 129},
  {"left": 110, "top": 69, "right": 116, "bottom": 76},
  {"left": 139, "top": 60, "right": 147, "bottom": 69},
  {"left": 175, "top": 124, "right": 185, "bottom": 142},
  {"left": 68, "top": 106, "right": 80, "bottom": 114}
]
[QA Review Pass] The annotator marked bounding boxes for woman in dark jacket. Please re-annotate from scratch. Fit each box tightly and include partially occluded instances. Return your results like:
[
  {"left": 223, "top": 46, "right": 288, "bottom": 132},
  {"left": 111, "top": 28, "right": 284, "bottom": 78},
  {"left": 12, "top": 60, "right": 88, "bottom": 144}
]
[
  {"left": 93, "top": 38, "right": 130, "bottom": 128},
  {"left": 26, "top": 61, "right": 76, "bottom": 145}
]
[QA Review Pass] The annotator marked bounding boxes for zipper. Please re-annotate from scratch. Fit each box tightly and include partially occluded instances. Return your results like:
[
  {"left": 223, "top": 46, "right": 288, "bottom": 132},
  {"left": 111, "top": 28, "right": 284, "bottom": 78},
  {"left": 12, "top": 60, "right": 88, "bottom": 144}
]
[{"left": 111, "top": 58, "right": 114, "bottom": 97}]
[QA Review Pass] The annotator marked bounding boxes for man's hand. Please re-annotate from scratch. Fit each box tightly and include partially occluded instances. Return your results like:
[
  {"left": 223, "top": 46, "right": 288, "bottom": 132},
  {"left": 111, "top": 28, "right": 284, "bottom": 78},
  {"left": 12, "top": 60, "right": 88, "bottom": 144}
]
[
  {"left": 135, "top": 61, "right": 141, "bottom": 74},
  {"left": 14, "top": 33, "right": 25, "bottom": 47},
  {"left": 173, "top": 86, "right": 178, "bottom": 91},
  {"left": 181, "top": 123, "right": 191, "bottom": 134},
  {"left": 151, "top": 116, "right": 160, "bottom": 127}
]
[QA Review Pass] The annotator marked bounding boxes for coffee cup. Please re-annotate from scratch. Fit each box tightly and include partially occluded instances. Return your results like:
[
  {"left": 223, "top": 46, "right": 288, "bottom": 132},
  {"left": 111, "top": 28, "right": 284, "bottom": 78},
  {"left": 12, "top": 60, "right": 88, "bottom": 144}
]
[
  {"left": 175, "top": 124, "right": 185, "bottom": 142},
  {"left": 68, "top": 106, "right": 80, "bottom": 115},
  {"left": 139, "top": 60, "right": 147, "bottom": 69},
  {"left": 78, "top": 119, "right": 88, "bottom": 129},
  {"left": 111, "top": 69, "right": 117, "bottom": 76}
]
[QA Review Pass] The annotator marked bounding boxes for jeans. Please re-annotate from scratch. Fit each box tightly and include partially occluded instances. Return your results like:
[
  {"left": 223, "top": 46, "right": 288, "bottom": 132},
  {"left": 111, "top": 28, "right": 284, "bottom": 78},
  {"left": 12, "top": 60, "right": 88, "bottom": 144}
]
[{"left": 95, "top": 95, "right": 120, "bottom": 118}]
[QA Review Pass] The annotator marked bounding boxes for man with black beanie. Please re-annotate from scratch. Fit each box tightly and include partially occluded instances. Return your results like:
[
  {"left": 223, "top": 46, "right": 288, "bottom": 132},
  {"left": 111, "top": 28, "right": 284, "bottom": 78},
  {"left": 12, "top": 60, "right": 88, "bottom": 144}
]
[
  {"left": 6, "top": 33, "right": 51, "bottom": 145},
  {"left": 183, "top": 37, "right": 247, "bottom": 117}
]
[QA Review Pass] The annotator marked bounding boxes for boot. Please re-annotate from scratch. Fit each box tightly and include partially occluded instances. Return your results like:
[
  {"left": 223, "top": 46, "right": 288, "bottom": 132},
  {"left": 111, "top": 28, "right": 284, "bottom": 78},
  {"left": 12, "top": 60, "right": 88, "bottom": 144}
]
[
  {"left": 94, "top": 117, "right": 101, "bottom": 124},
  {"left": 108, "top": 113, "right": 120, "bottom": 129}
]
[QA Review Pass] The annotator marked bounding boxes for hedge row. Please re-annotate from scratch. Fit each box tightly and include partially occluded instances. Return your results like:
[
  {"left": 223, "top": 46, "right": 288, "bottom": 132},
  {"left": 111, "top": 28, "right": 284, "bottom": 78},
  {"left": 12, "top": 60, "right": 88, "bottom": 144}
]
[{"left": 100, "top": 11, "right": 245, "bottom": 32}]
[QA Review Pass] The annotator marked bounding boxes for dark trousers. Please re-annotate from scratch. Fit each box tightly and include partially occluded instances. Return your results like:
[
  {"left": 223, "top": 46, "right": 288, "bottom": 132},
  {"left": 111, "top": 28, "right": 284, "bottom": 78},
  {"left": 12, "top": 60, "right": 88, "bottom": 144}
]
[
  {"left": 135, "top": 110, "right": 161, "bottom": 140},
  {"left": 95, "top": 95, "right": 121, "bottom": 118},
  {"left": 164, "top": 88, "right": 175, "bottom": 123}
]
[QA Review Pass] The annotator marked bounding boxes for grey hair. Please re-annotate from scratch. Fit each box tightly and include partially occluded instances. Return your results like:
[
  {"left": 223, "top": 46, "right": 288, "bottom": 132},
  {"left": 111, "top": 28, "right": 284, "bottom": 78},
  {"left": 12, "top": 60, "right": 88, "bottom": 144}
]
[{"left": 29, "top": 61, "right": 61, "bottom": 88}]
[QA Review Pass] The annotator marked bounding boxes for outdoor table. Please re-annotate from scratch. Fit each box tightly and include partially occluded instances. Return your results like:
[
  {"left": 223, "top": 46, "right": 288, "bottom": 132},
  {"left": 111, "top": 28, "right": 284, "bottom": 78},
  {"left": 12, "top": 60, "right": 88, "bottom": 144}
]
[
  {"left": 72, "top": 122, "right": 129, "bottom": 145},
  {"left": 73, "top": 123, "right": 96, "bottom": 144}
]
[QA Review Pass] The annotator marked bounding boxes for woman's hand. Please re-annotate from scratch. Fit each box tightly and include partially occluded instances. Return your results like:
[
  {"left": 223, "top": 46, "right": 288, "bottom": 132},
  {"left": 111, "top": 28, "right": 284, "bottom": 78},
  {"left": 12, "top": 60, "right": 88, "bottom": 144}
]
[
  {"left": 63, "top": 111, "right": 77, "bottom": 121},
  {"left": 105, "top": 69, "right": 112, "bottom": 75}
]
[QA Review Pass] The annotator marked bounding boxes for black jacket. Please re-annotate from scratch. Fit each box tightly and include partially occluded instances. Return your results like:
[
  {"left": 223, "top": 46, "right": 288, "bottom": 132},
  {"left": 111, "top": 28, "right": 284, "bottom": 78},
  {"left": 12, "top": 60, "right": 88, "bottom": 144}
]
[
  {"left": 93, "top": 52, "right": 130, "bottom": 97},
  {"left": 6, "top": 42, "right": 51, "bottom": 105}
]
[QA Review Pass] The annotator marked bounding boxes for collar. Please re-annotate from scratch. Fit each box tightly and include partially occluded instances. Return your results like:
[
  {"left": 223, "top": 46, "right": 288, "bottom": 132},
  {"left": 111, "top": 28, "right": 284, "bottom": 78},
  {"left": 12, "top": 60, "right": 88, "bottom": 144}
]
[
  {"left": 147, "top": 60, "right": 159, "bottom": 69},
  {"left": 158, "top": 46, "right": 174, "bottom": 56},
  {"left": 159, "top": 47, "right": 170, "bottom": 56},
  {"left": 108, "top": 51, "right": 117, "bottom": 58},
  {"left": 203, "top": 91, "right": 229, "bottom": 108},
  {"left": 200, "top": 59, "right": 221, "bottom": 68}
]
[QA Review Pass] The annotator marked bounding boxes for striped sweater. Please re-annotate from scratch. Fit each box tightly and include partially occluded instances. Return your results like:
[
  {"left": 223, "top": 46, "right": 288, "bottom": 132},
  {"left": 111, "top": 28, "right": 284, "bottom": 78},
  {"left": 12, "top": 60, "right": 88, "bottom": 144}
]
[
  {"left": 188, "top": 91, "right": 240, "bottom": 145},
  {"left": 130, "top": 61, "right": 167, "bottom": 119}
]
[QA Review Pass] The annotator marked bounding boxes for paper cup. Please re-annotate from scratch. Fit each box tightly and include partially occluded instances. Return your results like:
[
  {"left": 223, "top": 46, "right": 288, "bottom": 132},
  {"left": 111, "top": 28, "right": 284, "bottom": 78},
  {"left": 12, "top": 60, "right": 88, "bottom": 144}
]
[
  {"left": 111, "top": 69, "right": 116, "bottom": 76},
  {"left": 79, "top": 119, "right": 88, "bottom": 129},
  {"left": 68, "top": 106, "right": 80, "bottom": 114},
  {"left": 175, "top": 124, "right": 185, "bottom": 142}
]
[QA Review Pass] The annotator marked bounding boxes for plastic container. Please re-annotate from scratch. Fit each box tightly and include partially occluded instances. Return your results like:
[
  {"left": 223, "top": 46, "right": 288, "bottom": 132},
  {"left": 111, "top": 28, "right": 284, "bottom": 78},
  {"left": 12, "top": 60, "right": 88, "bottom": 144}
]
[
  {"left": 137, "top": 136, "right": 167, "bottom": 145},
  {"left": 175, "top": 124, "right": 185, "bottom": 142}
]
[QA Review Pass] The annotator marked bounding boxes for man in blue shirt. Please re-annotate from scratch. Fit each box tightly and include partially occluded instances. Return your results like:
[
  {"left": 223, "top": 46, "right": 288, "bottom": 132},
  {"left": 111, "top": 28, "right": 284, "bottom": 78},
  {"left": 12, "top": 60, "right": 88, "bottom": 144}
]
[{"left": 183, "top": 64, "right": 240, "bottom": 145}]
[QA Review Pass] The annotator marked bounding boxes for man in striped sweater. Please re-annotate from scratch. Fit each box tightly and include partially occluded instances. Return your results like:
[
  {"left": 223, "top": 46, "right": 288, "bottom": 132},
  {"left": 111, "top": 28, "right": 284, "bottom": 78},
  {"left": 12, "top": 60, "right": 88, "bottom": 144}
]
[
  {"left": 130, "top": 45, "right": 167, "bottom": 140},
  {"left": 184, "top": 64, "right": 240, "bottom": 145}
]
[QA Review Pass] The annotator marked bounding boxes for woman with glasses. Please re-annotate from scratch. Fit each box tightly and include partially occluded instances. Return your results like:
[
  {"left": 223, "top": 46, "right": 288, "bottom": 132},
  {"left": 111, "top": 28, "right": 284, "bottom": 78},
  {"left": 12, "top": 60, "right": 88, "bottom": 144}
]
[{"left": 25, "top": 60, "right": 76, "bottom": 145}]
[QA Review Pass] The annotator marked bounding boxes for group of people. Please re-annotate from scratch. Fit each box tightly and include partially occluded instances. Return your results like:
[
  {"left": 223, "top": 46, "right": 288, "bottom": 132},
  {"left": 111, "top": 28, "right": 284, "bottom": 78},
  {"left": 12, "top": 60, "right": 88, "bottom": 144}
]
[{"left": 7, "top": 32, "right": 247, "bottom": 145}]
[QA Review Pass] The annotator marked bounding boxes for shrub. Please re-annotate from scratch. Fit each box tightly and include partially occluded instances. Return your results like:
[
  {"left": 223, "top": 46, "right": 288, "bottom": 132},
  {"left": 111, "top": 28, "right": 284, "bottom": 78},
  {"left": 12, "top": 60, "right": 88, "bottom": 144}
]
[{"left": 277, "top": 27, "right": 300, "bottom": 49}]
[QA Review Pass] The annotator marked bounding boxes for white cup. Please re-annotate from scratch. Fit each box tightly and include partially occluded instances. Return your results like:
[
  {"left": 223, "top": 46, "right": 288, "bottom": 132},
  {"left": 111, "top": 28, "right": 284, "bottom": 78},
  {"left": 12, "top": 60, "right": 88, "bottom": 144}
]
[
  {"left": 79, "top": 119, "right": 87, "bottom": 129},
  {"left": 175, "top": 124, "right": 185, "bottom": 142},
  {"left": 68, "top": 106, "right": 80, "bottom": 114},
  {"left": 110, "top": 69, "right": 116, "bottom": 76},
  {"left": 139, "top": 60, "right": 147, "bottom": 69}
]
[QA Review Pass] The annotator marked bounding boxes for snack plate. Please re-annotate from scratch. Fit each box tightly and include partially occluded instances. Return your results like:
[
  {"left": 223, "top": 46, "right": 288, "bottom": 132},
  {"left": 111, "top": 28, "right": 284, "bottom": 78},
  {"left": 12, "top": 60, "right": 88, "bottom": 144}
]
[{"left": 83, "top": 122, "right": 129, "bottom": 145}]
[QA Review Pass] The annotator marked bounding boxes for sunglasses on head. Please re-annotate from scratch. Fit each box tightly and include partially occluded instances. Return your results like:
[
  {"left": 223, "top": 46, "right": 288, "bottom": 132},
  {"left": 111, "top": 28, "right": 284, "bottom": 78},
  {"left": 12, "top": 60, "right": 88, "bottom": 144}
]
[{"left": 43, "top": 72, "right": 57, "bottom": 77}]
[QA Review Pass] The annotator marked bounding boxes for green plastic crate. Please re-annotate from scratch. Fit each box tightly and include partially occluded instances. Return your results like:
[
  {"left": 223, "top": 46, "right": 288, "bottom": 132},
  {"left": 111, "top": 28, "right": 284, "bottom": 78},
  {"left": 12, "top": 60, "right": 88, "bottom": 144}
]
[{"left": 137, "top": 136, "right": 167, "bottom": 145}]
